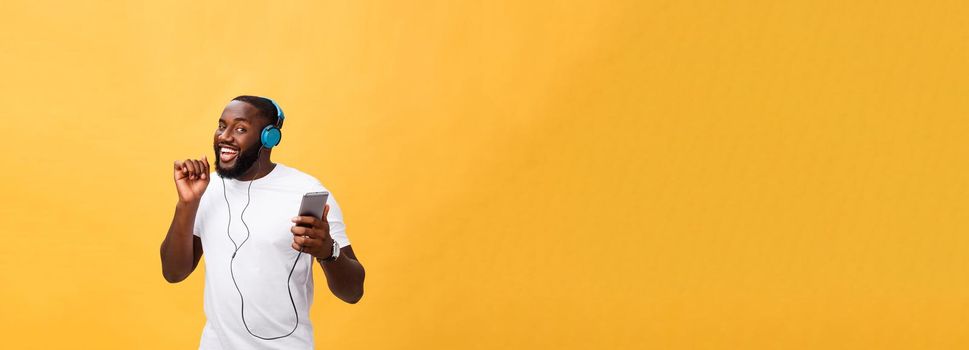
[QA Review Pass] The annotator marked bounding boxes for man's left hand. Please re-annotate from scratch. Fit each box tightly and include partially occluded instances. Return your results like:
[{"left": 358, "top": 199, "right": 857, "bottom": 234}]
[{"left": 291, "top": 204, "right": 334, "bottom": 259}]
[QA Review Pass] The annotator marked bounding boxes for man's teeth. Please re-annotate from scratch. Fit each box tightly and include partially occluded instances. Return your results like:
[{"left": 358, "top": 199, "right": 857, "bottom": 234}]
[{"left": 221, "top": 148, "right": 238, "bottom": 154}]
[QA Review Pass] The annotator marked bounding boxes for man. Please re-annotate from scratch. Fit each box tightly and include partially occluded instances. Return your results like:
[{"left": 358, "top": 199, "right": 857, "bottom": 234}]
[{"left": 160, "top": 96, "right": 365, "bottom": 349}]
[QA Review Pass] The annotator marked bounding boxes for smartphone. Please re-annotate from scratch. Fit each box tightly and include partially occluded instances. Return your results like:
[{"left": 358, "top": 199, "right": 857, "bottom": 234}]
[{"left": 298, "top": 191, "right": 329, "bottom": 222}]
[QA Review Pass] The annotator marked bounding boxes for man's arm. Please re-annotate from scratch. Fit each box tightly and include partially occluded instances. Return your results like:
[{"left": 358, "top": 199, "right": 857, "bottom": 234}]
[
  {"left": 160, "top": 202, "right": 205, "bottom": 283},
  {"left": 161, "top": 157, "right": 210, "bottom": 283},
  {"left": 318, "top": 245, "right": 365, "bottom": 304},
  {"left": 291, "top": 206, "right": 366, "bottom": 304}
]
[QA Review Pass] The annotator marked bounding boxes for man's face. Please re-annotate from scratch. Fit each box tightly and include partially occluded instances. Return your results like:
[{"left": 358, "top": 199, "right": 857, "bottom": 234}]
[{"left": 213, "top": 100, "right": 271, "bottom": 179}]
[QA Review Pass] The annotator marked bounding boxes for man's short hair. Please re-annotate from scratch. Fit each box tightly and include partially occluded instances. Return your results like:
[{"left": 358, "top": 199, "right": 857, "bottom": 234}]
[{"left": 232, "top": 95, "right": 280, "bottom": 128}]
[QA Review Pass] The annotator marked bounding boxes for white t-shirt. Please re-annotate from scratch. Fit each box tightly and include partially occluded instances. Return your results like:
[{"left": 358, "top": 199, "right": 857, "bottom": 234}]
[{"left": 192, "top": 163, "right": 350, "bottom": 350}]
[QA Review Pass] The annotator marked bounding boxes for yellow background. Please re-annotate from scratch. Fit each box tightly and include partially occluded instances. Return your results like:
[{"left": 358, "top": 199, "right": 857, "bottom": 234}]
[{"left": 1, "top": 1, "right": 967, "bottom": 348}]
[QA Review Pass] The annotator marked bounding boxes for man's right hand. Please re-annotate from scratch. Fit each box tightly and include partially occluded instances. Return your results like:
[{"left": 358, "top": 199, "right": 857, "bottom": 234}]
[{"left": 174, "top": 156, "right": 211, "bottom": 204}]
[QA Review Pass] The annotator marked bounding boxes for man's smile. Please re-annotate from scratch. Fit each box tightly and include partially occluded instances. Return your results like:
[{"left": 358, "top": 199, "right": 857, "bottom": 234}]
[{"left": 219, "top": 145, "right": 239, "bottom": 164}]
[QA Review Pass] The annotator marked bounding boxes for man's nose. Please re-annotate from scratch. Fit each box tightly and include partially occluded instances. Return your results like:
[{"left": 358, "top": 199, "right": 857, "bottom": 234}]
[{"left": 217, "top": 130, "right": 233, "bottom": 144}]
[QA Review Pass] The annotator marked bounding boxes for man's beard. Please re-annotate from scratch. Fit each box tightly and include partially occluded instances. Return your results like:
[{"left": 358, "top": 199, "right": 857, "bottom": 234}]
[{"left": 214, "top": 143, "right": 262, "bottom": 180}]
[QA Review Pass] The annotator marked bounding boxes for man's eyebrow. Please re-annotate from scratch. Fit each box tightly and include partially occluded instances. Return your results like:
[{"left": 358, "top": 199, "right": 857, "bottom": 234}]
[{"left": 218, "top": 117, "right": 251, "bottom": 123}]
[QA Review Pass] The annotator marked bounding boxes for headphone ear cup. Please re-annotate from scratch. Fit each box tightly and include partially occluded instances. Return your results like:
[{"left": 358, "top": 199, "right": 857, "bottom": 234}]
[{"left": 261, "top": 125, "right": 282, "bottom": 148}]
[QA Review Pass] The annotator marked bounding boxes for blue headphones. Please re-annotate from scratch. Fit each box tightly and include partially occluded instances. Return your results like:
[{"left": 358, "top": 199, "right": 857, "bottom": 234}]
[{"left": 260, "top": 97, "right": 285, "bottom": 149}]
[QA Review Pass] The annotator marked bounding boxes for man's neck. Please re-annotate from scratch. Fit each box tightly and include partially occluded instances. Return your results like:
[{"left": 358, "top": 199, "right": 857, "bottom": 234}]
[{"left": 236, "top": 158, "right": 276, "bottom": 181}]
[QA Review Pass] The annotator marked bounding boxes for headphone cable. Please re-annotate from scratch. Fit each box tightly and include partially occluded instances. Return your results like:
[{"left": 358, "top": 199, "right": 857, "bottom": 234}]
[{"left": 222, "top": 155, "right": 304, "bottom": 340}]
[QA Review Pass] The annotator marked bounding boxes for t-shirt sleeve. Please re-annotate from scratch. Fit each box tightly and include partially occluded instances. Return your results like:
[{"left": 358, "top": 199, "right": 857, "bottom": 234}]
[
  {"left": 326, "top": 194, "right": 351, "bottom": 248},
  {"left": 193, "top": 197, "right": 206, "bottom": 237}
]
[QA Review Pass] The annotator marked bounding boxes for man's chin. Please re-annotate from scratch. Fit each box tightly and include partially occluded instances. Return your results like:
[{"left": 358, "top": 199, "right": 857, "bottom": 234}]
[
  {"left": 214, "top": 145, "right": 260, "bottom": 179},
  {"left": 215, "top": 165, "right": 235, "bottom": 178}
]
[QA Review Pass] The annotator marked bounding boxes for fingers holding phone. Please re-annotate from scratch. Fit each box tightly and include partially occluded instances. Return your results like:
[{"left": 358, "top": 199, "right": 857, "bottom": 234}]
[{"left": 291, "top": 192, "right": 331, "bottom": 255}]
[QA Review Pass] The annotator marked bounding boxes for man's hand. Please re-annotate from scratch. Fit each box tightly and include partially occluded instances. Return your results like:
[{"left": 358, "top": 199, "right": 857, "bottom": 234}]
[
  {"left": 174, "top": 156, "right": 210, "bottom": 204},
  {"left": 291, "top": 204, "right": 334, "bottom": 259}
]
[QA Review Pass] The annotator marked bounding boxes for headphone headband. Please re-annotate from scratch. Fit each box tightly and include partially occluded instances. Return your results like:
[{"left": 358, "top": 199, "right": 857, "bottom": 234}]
[{"left": 263, "top": 96, "right": 285, "bottom": 127}]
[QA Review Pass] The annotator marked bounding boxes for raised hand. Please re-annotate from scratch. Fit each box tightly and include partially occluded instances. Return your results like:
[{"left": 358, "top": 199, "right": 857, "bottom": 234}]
[{"left": 174, "top": 156, "right": 211, "bottom": 204}]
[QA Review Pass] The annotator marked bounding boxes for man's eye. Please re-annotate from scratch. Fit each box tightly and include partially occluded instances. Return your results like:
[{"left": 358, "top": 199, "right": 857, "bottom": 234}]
[
  {"left": 218, "top": 124, "right": 226, "bottom": 130},
  {"left": 236, "top": 128, "right": 246, "bottom": 133}
]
